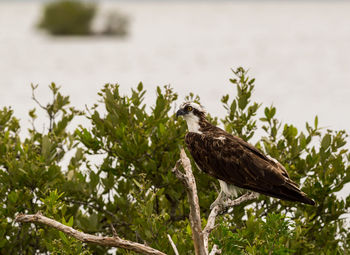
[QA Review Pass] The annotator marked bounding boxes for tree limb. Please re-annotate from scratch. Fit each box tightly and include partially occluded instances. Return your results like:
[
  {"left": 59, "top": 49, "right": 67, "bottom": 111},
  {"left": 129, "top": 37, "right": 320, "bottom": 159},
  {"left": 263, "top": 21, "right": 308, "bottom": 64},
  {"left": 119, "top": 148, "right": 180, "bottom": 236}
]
[
  {"left": 15, "top": 212, "right": 166, "bottom": 255},
  {"left": 172, "top": 148, "right": 207, "bottom": 255}
]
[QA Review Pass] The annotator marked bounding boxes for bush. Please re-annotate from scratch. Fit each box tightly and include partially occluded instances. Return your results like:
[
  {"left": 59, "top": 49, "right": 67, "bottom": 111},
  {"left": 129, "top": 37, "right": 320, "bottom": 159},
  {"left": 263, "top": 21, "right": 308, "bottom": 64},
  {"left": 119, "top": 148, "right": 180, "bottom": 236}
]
[
  {"left": 1, "top": 69, "right": 349, "bottom": 254},
  {"left": 38, "top": 0, "right": 96, "bottom": 35}
]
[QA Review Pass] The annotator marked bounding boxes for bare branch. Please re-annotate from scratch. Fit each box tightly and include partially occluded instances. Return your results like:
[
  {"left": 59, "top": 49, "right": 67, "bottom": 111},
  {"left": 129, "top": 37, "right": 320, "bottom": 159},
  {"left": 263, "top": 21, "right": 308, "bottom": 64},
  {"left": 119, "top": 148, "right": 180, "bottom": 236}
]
[
  {"left": 203, "top": 206, "right": 220, "bottom": 252},
  {"left": 171, "top": 159, "right": 185, "bottom": 181},
  {"left": 224, "top": 192, "right": 258, "bottom": 208},
  {"left": 167, "top": 234, "right": 179, "bottom": 255},
  {"left": 31, "top": 83, "right": 55, "bottom": 132},
  {"left": 15, "top": 213, "right": 166, "bottom": 255},
  {"left": 110, "top": 223, "right": 119, "bottom": 238},
  {"left": 203, "top": 192, "right": 258, "bottom": 251},
  {"left": 31, "top": 85, "right": 47, "bottom": 111},
  {"left": 209, "top": 244, "right": 221, "bottom": 255},
  {"left": 176, "top": 148, "right": 206, "bottom": 255}
]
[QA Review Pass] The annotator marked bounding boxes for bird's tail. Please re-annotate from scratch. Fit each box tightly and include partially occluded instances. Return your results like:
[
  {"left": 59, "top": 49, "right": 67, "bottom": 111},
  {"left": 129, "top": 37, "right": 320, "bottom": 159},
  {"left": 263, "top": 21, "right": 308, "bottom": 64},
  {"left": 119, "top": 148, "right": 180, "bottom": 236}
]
[
  {"left": 280, "top": 181, "right": 315, "bottom": 205},
  {"left": 251, "top": 180, "right": 315, "bottom": 205}
]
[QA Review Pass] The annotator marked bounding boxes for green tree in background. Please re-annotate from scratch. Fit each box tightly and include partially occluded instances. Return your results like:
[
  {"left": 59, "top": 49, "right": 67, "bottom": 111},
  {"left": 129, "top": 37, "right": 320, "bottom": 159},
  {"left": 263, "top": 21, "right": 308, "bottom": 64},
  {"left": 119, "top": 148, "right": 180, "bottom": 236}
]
[
  {"left": 39, "top": 0, "right": 96, "bottom": 35},
  {"left": 0, "top": 68, "right": 349, "bottom": 254}
]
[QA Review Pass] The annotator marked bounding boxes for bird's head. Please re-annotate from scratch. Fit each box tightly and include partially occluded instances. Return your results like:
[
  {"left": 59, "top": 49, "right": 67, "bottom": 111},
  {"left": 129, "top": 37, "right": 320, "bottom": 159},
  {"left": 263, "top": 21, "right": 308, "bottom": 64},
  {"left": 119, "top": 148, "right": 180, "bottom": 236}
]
[
  {"left": 176, "top": 102, "right": 206, "bottom": 118},
  {"left": 176, "top": 102, "right": 207, "bottom": 133}
]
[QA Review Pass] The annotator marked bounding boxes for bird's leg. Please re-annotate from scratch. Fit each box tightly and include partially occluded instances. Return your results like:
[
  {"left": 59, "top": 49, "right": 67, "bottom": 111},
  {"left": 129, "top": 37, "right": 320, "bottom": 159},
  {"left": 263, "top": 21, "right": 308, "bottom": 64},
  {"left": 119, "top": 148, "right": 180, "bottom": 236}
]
[{"left": 210, "top": 190, "right": 227, "bottom": 210}]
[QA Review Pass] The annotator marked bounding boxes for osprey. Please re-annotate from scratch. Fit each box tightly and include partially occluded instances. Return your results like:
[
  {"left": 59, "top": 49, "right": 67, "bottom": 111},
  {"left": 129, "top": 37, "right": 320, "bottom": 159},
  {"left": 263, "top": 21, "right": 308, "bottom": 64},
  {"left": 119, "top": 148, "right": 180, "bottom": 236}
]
[{"left": 176, "top": 102, "right": 315, "bottom": 208}]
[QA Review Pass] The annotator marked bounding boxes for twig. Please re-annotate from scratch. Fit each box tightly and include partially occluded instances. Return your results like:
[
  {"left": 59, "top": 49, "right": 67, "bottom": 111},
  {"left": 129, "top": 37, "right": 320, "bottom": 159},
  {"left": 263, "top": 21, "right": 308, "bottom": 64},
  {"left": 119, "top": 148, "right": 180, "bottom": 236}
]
[
  {"left": 171, "top": 159, "right": 185, "bottom": 181},
  {"left": 31, "top": 84, "right": 55, "bottom": 132},
  {"left": 209, "top": 244, "right": 221, "bottom": 255},
  {"left": 15, "top": 212, "right": 166, "bottom": 255},
  {"left": 31, "top": 85, "right": 47, "bottom": 111},
  {"left": 110, "top": 223, "right": 119, "bottom": 238},
  {"left": 167, "top": 234, "right": 179, "bottom": 255}
]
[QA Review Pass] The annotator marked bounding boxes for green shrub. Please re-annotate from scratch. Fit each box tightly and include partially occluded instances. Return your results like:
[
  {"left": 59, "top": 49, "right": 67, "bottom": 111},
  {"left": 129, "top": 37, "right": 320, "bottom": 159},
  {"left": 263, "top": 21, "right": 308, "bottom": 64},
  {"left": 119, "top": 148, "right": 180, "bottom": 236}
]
[
  {"left": 38, "top": 0, "right": 96, "bottom": 35},
  {"left": 1, "top": 69, "right": 349, "bottom": 254}
]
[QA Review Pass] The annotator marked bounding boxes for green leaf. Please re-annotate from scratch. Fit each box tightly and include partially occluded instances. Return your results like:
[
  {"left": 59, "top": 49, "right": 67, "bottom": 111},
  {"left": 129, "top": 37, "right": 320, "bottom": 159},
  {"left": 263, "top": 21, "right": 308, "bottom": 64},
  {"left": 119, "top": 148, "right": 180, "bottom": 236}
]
[
  {"left": 137, "top": 82, "right": 143, "bottom": 92},
  {"left": 230, "top": 100, "right": 237, "bottom": 114},
  {"left": 221, "top": 94, "right": 229, "bottom": 104},
  {"left": 321, "top": 134, "right": 331, "bottom": 149},
  {"left": 159, "top": 123, "right": 165, "bottom": 135},
  {"left": 299, "top": 132, "right": 306, "bottom": 149},
  {"left": 59, "top": 232, "right": 69, "bottom": 245},
  {"left": 264, "top": 107, "right": 270, "bottom": 119},
  {"left": 186, "top": 224, "right": 192, "bottom": 236},
  {"left": 8, "top": 191, "right": 18, "bottom": 203},
  {"left": 67, "top": 216, "right": 74, "bottom": 227}
]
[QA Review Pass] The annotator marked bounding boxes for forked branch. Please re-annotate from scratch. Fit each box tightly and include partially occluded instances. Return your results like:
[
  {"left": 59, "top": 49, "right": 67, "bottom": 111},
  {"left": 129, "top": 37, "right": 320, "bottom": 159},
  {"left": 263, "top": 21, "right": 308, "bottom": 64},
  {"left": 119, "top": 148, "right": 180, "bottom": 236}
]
[{"left": 203, "top": 192, "right": 258, "bottom": 252}]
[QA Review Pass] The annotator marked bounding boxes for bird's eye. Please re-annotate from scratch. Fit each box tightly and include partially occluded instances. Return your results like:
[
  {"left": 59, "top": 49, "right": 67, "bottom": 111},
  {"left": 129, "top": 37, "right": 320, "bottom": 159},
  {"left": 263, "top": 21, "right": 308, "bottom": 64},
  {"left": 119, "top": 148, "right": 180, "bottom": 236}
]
[{"left": 187, "top": 106, "right": 193, "bottom": 111}]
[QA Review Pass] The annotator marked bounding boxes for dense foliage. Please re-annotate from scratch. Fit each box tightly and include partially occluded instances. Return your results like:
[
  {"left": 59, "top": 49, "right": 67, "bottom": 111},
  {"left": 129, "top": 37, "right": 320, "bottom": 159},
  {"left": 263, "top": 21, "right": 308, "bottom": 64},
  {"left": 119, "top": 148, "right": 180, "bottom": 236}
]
[{"left": 0, "top": 68, "right": 349, "bottom": 254}]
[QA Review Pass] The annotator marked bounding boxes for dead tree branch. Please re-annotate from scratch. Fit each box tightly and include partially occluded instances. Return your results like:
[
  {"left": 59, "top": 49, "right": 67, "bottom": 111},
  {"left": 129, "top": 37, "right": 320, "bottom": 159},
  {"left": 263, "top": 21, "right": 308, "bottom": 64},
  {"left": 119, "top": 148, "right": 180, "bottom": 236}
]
[
  {"left": 172, "top": 148, "right": 206, "bottom": 255},
  {"left": 209, "top": 244, "right": 221, "bottom": 255},
  {"left": 167, "top": 234, "right": 179, "bottom": 255},
  {"left": 15, "top": 212, "right": 166, "bottom": 255},
  {"left": 173, "top": 148, "right": 257, "bottom": 255},
  {"left": 203, "top": 192, "right": 257, "bottom": 252}
]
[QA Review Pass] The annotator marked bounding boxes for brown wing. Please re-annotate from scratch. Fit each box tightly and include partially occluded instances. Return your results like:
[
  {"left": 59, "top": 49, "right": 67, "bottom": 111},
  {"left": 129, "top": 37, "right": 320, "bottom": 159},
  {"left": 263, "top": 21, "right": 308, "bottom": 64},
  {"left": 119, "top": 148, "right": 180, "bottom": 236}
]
[{"left": 185, "top": 132, "right": 315, "bottom": 205}]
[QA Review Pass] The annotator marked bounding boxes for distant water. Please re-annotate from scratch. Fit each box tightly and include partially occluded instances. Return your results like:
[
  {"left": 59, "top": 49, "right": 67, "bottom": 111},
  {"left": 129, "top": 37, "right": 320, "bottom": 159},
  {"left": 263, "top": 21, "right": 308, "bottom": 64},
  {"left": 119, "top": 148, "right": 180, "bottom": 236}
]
[{"left": 1, "top": 1, "right": 350, "bottom": 135}]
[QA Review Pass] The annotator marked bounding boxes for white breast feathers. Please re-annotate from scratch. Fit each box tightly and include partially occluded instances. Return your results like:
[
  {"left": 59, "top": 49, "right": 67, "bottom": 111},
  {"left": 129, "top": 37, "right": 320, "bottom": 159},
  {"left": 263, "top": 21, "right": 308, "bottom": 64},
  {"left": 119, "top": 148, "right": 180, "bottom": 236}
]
[{"left": 183, "top": 113, "right": 202, "bottom": 134}]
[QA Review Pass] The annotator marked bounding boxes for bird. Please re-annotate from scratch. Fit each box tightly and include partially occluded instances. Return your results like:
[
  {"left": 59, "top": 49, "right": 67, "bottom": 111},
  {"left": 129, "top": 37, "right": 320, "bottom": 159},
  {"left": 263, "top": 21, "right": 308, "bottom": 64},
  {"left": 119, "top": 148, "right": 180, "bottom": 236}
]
[{"left": 176, "top": 102, "right": 315, "bottom": 208}]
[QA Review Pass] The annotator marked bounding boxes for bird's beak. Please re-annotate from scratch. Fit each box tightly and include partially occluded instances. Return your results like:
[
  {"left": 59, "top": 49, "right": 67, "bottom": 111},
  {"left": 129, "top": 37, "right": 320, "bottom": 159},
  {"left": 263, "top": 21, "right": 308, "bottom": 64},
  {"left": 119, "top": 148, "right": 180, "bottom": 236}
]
[{"left": 176, "top": 109, "right": 186, "bottom": 118}]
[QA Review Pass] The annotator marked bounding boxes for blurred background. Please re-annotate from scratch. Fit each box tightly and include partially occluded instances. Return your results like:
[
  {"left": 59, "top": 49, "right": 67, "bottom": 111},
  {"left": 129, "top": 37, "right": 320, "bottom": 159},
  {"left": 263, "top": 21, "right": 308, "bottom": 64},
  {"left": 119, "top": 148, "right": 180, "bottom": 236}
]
[{"left": 1, "top": 0, "right": 349, "bottom": 136}]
